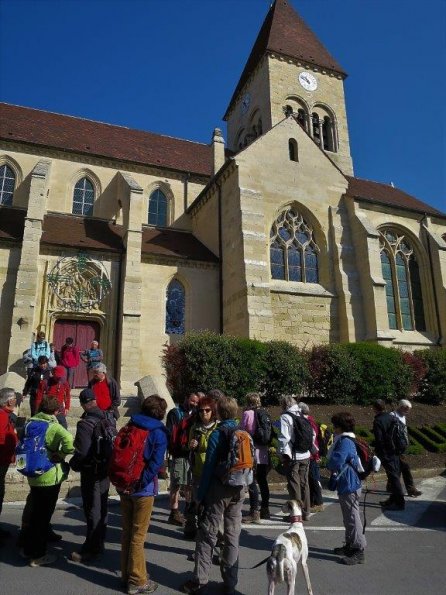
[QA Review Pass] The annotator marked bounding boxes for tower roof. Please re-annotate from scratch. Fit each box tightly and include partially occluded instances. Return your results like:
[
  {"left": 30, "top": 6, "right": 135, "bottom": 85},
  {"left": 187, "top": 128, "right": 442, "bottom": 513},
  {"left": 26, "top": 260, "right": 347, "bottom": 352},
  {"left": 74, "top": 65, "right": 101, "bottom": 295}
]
[{"left": 224, "top": 0, "right": 346, "bottom": 119}]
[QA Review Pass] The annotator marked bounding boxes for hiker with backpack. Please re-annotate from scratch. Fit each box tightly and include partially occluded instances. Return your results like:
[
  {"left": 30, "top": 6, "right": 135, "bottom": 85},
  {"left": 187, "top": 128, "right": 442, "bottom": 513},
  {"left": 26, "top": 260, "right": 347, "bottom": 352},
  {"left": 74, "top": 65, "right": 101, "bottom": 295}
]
[
  {"left": 298, "top": 402, "right": 324, "bottom": 513},
  {"left": 327, "top": 411, "right": 366, "bottom": 565},
  {"left": 240, "top": 392, "right": 272, "bottom": 523},
  {"left": 22, "top": 355, "right": 51, "bottom": 416},
  {"left": 277, "top": 395, "right": 313, "bottom": 520},
  {"left": 31, "top": 331, "right": 50, "bottom": 366},
  {"left": 34, "top": 365, "right": 71, "bottom": 429},
  {"left": 16, "top": 395, "right": 74, "bottom": 567},
  {"left": 110, "top": 394, "right": 168, "bottom": 595},
  {"left": 373, "top": 399, "right": 406, "bottom": 511},
  {"left": 391, "top": 399, "right": 422, "bottom": 498},
  {"left": 166, "top": 392, "right": 200, "bottom": 526},
  {"left": 185, "top": 395, "right": 218, "bottom": 539},
  {"left": 0, "top": 388, "right": 18, "bottom": 542},
  {"left": 60, "top": 337, "right": 80, "bottom": 389},
  {"left": 69, "top": 388, "right": 117, "bottom": 564},
  {"left": 88, "top": 363, "right": 121, "bottom": 420},
  {"left": 181, "top": 395, "right": 253, "bottom": 595}
]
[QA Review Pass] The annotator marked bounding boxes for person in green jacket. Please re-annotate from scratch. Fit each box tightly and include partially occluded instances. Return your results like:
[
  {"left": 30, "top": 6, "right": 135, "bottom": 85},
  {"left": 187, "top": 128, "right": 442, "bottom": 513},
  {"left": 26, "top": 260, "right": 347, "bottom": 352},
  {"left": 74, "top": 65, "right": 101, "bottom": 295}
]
[{"left": 22, "top": 395, "right": 74, "bottom": 567}]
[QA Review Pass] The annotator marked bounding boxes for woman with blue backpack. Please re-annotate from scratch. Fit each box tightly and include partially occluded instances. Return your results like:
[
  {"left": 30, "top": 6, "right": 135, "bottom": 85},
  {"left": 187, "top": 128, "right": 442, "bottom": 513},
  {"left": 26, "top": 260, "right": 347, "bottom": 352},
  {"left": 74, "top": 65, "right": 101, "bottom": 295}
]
[{"left": 327, "top": 411, "right": 366, "bottom": 566}]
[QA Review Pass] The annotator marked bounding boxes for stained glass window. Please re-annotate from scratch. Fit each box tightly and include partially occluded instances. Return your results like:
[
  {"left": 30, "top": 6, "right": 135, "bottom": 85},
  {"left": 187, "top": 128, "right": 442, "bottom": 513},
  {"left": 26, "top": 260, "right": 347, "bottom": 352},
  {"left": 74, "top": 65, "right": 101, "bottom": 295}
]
[
  {"left": 166, "top": 279, "right": 185, "bottom": 334},
  {"left": 0, "top": 164, "right": 15, "bottom": 206},
  {"left": 148, "top": 189, "right": 168, "bottom": 226},
  {"left": 270, "top": 208, "right": 320, "bottom": 283},
  {"left": 379, "top": 228, "right": 426, "bottom": 332},
  {"left": 72, "top": 177, "right": 94, "bottom": 216}
]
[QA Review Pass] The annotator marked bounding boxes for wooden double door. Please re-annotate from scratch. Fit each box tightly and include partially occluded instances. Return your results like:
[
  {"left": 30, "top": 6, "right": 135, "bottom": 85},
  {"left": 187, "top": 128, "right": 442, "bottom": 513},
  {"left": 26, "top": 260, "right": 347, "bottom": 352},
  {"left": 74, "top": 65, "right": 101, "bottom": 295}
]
[{"left": 53, "top": 319, "right": 101, "bottom": 388}]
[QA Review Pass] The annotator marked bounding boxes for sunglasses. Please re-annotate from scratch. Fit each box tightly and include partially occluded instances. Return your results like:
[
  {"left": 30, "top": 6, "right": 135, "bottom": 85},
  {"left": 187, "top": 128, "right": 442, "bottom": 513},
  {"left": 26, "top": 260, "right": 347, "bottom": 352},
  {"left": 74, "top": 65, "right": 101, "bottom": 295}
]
[{"left": 199, "top": 408, "right": 212, "bottom": 413}]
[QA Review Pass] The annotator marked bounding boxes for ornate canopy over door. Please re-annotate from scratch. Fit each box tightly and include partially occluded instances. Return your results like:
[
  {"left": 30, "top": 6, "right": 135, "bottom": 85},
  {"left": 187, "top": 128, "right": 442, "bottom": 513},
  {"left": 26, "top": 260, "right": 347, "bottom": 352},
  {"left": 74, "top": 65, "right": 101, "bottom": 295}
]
[{"left": 47, "top": 252, "right": 111, "bottom": 312}]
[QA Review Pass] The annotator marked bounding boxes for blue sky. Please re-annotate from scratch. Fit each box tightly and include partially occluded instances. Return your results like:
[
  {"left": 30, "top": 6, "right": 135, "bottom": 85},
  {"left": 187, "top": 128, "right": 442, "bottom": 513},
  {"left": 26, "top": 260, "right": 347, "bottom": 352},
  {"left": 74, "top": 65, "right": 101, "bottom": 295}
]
[{"left": 0, "top": 0, "right": 445, "bottom": 212}]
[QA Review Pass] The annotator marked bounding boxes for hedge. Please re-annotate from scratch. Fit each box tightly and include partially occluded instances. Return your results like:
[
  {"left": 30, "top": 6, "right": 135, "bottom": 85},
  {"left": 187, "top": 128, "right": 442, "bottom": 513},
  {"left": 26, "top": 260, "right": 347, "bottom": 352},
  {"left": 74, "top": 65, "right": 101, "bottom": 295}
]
[
  {"left": 409, "top": 427, "right": 446, "bottom": 453},
  {"left": 162, "top": 332, "right": 445, "bottom": 406}
]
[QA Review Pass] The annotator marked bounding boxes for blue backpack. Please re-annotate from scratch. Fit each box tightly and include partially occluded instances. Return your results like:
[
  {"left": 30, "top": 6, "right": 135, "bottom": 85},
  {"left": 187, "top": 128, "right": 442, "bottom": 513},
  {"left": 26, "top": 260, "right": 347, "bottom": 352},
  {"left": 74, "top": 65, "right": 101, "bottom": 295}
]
[{"left": 16, "top": 420, "right": 55, "bottom": 477}]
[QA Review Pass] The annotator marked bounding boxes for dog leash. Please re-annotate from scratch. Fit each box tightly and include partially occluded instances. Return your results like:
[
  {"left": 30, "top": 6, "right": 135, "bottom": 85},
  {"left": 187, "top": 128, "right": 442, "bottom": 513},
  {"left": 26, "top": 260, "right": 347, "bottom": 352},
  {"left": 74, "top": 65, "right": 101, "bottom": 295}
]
[{"left": 239, "top": 555, "right": 270, "bottom": 570}]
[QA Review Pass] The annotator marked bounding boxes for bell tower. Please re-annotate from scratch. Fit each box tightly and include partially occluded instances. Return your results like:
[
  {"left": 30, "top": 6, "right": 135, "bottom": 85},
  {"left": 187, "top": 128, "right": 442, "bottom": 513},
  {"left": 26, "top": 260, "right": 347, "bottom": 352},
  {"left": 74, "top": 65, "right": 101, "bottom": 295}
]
[{"left": 223, "top": 0, "right": 353, "bottom": 176}]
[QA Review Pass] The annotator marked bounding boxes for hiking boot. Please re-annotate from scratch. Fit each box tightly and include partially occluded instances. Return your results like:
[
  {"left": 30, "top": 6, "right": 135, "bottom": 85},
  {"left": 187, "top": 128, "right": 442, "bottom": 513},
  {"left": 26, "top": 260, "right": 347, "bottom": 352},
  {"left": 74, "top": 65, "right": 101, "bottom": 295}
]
[
  {"left": 181, "top": 579, "right": 208, "bottom": 594},
  {"left": 341, "top": 549, "right": 365, "bottom": 565},
  {"left": 333, "top": 544, "right": 352, "bottom": 556},
  {"left": 168, "top": 509, "right": 185, "bottom": 526},
  {"left": 70, "top": 550, "right": 100, "bottom": 563},
  {"left": 127, "top": 580, "right": 158, "bottom": 594},
  {"left": 242, "top": 510, "right": 260, "bottom": 524},
  {"left": 29, "top": 553, "right": 58, "bottom": 567},
  {"left": 310, "top": 504, "right": 324, "bottom": 513},
  {"left": 260, "top": 507, "right": 271, "bottom": 520},
  {"left": 407, "top": 487, "right": 422, "bottom": 497}
]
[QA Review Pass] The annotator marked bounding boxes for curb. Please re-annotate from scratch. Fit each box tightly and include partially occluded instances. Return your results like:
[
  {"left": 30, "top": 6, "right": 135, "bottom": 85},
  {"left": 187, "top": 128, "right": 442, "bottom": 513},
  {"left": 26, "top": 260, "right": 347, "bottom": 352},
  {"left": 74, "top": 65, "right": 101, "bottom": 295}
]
[{"left": 4, "top": 467, "right": 444, "bottom": 510}]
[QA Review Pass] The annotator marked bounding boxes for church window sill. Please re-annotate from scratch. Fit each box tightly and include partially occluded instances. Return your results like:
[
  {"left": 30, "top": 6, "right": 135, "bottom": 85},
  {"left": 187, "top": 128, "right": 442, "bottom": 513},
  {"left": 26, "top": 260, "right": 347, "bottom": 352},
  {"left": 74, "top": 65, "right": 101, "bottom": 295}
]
[{"left": 269, "top": 281, "right": 335, "bottom": 298}]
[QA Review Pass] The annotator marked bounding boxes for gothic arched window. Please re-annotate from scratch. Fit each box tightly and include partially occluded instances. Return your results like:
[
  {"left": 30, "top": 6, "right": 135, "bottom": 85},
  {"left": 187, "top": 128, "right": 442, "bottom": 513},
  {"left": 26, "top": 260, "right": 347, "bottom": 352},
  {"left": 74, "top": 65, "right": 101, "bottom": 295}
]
[
  {"left": 270, "top": 208, "right": 320, "bottom": 282},
  {"left": 322, "top": 116, "right": 335, "bottom": 152},
  {"left": 0, "top": 164, "right": 16, "bottom": 206},
  {"left": 166, "top": 279, "right": 185, "bottom": 334},
  {"left": 148, "top": 188, "right": 168, "bottom": 226},
  {"left": 289, "top": 139, "right": 298, "bottom": 162},
  {"left": 72, "top": 177, "right": 95, "bottom": 215},
  {"left": 312, "top": 113, "right": 321, "bottom": 145},
  {"left": 379, "top": 229, "right": 426, "bottom": 331}
]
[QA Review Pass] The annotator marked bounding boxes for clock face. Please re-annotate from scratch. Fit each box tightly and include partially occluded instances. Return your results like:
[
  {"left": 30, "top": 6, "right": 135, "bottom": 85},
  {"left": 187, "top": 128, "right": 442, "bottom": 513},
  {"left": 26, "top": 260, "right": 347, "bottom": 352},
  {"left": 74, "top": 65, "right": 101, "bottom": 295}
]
[
  {"left": 298, "top": 71, "right": 318, "bottom": 92},
  {"left": 241, "top": 93, "right": 251, "bottom": 114}
]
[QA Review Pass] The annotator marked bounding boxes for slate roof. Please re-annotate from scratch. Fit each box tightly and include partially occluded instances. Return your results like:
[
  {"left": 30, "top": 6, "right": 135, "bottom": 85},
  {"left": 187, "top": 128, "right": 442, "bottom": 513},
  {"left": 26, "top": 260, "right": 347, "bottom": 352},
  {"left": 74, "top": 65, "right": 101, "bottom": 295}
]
[
  {"left": 0, "top": 102, "right": 213, "bottom": 177},
  {"left": 346, "top": 176, "right": 445, "bottom": 217},
  {"left": 141, "top": 227, "right": 218, "bottom": 263},
  {"left": 224, "top": 0, "right": 346, "bottom": 119}
]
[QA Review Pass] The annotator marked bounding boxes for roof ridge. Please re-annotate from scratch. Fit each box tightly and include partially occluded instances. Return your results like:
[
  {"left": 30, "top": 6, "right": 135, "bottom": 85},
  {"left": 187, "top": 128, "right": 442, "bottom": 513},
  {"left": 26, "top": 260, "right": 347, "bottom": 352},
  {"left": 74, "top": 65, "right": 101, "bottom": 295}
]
[{"left": 0, "top": 102, "right": 209, "bottom": 147}]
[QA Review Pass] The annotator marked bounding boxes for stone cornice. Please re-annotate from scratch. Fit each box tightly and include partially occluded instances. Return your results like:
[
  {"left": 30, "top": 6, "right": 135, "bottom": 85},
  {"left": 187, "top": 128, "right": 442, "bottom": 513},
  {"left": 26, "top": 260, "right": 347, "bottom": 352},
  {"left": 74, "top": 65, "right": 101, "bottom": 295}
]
[{"left": 141, "top": 253, "right": 218, "bottom": 270}]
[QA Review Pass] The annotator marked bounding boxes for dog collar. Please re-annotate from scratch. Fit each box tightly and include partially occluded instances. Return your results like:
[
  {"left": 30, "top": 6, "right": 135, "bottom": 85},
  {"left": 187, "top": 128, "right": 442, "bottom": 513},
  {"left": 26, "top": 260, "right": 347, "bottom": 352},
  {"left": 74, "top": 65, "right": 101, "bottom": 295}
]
[{"left": 289, "top": 515, "right": 302, "bottom": 523}]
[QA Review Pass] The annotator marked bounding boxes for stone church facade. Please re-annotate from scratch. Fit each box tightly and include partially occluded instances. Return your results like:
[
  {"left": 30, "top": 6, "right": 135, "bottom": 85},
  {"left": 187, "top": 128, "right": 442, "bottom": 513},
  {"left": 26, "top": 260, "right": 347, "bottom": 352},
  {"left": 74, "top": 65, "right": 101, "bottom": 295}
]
[{"left": 1, "top": 1, "right": 445, "bottom": 394}]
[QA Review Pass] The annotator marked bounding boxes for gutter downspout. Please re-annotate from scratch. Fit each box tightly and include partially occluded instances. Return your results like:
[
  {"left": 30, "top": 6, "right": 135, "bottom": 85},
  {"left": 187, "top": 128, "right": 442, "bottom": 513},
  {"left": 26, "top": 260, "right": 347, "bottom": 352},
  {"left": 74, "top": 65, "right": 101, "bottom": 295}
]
[
  {"left": 422, "top": 213, "right": 442, "bottom": 346},
  {"left": 217, "top": 181, "right": 224, "bottom": 334}
]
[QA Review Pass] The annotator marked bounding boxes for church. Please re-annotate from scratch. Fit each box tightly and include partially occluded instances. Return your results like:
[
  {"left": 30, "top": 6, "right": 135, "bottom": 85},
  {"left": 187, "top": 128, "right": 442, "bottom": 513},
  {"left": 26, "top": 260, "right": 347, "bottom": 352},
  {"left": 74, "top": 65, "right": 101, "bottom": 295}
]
[{"left": 1, "top": 0, "right": 445, "bottom": 394}]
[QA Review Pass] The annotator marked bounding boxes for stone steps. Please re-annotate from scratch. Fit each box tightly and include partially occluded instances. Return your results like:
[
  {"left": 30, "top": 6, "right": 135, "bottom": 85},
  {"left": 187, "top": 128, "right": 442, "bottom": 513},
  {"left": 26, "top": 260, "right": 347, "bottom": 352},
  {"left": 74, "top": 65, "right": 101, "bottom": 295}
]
[{"left": 5, "top": 394, "right": 170, "bottom": 502}]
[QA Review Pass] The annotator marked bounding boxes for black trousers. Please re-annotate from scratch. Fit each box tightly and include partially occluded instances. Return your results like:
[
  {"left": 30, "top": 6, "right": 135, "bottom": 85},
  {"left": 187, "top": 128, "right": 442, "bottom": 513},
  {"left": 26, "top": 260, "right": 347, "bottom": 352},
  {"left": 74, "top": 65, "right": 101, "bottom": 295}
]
[
  {"left": 247, "top": 464, "right": 270, "bottom": 510},
  {"left": 0, "top": 465, "right": 8, "bottom": 516},
  {"left": 308, "top": 459, "right": 323, "bottom": 506},
  {"left": 23, "top": 484, "right": 61, "bottom": 558},
  {"left": 399, "top": 455, "right": 414, "bottom": 490},
  {"left": 382, "top": 455, "right": 405, "bottom": 507},
  {"left": 80, "top": 470, "right": 110, "bottom": 554}
]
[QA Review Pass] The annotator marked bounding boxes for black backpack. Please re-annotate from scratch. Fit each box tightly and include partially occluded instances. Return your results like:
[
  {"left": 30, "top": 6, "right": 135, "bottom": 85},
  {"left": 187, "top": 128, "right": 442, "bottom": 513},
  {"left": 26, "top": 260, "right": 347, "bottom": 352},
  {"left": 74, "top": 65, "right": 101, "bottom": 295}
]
[
  {"left": 285, "top": 412, "right": 313, "bottom": 453},
  {"left": 389, "top": 418, "right": 409, "bottom": 455},
  {"left": 90, "top": 416, "right": 118, "bottom": 466},
  {"left": 253, "top": 408, "right": 272, "bottom": 446}
]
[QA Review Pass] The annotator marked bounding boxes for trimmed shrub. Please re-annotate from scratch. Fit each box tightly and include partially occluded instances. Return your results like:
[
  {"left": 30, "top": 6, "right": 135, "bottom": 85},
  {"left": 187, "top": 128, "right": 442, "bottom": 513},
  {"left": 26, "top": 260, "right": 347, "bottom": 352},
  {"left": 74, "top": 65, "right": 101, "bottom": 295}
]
[
  {"left": 401, "top": 351, "right": 427, "bottom": 395},
  {"left": 260, "top": 341, "right": 309, "bottom": 405},
  {"left": 343, "top": 343, "right": 412, "bottom": 404},
  {"left": 308, "top": 344, "right": 360, "bottom": 403},
  {"left": 162, "top": 331, "right": 267, "bottom": 404},
  {"left": 415, "top": 349, "right": 446, "bottom": 404},
  {"left": 409, "top": 427, "right": 446, "bottom": 453}
]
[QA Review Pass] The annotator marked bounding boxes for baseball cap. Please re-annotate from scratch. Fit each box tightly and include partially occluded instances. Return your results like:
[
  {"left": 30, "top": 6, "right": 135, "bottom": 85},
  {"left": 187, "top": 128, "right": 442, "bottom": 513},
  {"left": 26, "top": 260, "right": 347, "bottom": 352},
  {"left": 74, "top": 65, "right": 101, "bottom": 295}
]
[{"left": 79, "top": 388, "right": 96, "bottom": 404}]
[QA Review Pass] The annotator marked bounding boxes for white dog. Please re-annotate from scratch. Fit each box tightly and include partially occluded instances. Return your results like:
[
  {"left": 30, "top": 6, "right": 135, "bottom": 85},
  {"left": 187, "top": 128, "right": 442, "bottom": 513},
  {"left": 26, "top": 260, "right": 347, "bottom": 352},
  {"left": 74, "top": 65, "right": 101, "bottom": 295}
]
[{"left": 266, "top": 500, "right": 313, "bottom": 595}]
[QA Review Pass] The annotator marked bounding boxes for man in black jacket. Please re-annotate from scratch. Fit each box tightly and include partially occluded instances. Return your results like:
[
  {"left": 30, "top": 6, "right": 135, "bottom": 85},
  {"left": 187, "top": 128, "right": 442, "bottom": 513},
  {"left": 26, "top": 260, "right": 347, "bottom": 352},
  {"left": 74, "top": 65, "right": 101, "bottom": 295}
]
[
  {"left": 69, "top": 388, "right": 115, "bottom": 563},
  {"left": 372, "top": 399, "right": 405, "bottom": 511},
  {"left": 22, "top": 355, "right": 51, "bottom": 416}
]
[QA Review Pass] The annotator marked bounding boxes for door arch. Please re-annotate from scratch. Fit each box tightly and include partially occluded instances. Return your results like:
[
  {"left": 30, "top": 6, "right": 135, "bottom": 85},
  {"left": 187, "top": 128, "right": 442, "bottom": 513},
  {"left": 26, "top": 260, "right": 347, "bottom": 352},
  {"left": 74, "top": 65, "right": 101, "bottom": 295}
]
[{"left": 53, "top": 319, "right": 101, "bottom": 388}]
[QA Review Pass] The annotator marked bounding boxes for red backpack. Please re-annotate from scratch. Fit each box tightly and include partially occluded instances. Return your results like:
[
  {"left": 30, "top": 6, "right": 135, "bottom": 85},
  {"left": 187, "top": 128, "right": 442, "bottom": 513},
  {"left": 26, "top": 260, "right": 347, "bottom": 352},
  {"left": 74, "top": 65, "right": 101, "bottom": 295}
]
[
  {"left": 109, "top": 424, "right": 149, "bottom": 494},
  {"left": 168, "top": 414, "right": 194, "bottom": 457}
]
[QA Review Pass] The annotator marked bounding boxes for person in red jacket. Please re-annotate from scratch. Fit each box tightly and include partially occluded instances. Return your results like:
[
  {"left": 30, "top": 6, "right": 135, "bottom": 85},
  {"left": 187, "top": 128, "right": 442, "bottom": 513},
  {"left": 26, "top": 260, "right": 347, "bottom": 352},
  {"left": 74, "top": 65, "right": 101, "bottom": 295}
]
[
  {"left": 35, "top": 366, "right": 71, "bottom": 429},
  {"left": 0, "top": 387, "right": 18, "bottom": 541},
  {"left": 60, "top": 337, "right": 80, "bottom": 389}
]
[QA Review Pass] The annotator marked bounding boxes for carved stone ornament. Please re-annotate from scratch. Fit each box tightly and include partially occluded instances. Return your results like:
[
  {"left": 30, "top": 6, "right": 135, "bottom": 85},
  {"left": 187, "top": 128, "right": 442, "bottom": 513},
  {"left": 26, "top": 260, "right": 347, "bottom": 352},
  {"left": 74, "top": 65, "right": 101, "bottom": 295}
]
[{"left": 47, "top": 252, "right": 111, "bottom": 312}]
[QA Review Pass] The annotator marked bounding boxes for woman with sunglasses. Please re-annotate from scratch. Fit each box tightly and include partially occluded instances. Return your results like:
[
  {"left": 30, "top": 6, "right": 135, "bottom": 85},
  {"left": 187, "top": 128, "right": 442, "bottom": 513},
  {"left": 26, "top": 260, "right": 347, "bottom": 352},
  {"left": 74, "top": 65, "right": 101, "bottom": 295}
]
[{"left": 185, "top": 396, "right": 218, "bottom": 540}]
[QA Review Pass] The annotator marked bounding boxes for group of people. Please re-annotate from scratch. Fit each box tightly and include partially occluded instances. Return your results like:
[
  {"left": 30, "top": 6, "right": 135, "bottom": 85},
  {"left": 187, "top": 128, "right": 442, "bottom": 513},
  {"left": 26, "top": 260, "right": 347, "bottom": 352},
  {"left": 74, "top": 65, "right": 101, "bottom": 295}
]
[
  {"left": 24, "top": 331, "right": 104, "bottom": 388},
  {"left": 0, "top": 378, "right": 422, "bottom": 595}
]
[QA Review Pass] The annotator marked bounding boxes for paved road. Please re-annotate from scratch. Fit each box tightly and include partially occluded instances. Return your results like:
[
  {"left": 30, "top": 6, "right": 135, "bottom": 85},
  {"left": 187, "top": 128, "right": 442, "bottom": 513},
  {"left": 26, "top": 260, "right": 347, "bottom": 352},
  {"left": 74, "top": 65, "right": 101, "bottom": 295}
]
[{"left": 1, "top": 476, "right": 445, "bottom": 595}]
